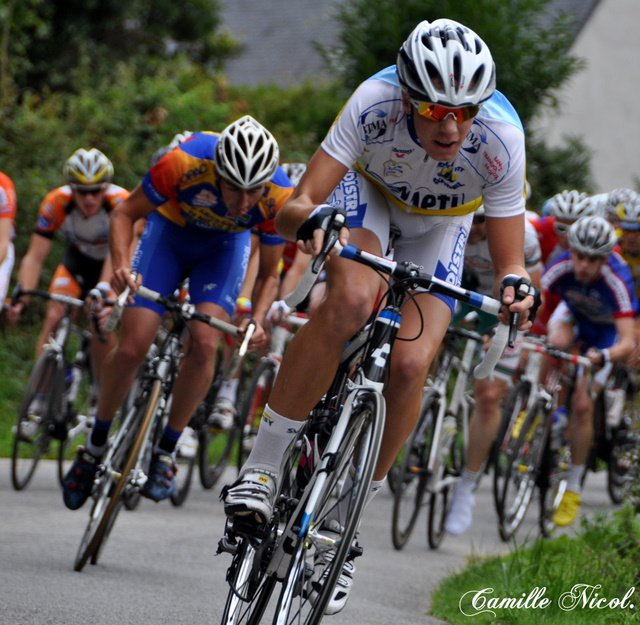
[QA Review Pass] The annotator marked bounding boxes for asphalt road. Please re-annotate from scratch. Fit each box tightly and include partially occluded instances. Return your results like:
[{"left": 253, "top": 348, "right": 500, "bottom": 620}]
[{"left": 0, "top": 459, "right": 613, "bottom": 625}]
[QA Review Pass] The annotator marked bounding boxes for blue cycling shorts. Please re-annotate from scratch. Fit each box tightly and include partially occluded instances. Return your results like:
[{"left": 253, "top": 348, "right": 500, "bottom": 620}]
[{"left": 131, "top": 212, "right": 251, "bottom": 316}]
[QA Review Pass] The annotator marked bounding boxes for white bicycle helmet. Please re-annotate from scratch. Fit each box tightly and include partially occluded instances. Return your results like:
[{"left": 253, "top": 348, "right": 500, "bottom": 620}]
[
  {"left": 215, "top": 115, "right": 279, "bottom": 189},
  {"left": 64, "top": 148, "right": 114, "bottom": 186},
  {"left": 568, "top": 216, "right": 617, "bottom": 257},
  {"left": 545, "top": 190, "right": 594, "bottom": 222},
  {"left": 282, "top": 162, "right": 307, "bottom": 186},
  {"left": 606, "top": 188, "right": 639, "bottom": 221},
  {"left": 615, "top": 195, "right": 640, "bottom": 231},
  {"left": 396, "top": 19, "right": 496, "bottom": 106}
]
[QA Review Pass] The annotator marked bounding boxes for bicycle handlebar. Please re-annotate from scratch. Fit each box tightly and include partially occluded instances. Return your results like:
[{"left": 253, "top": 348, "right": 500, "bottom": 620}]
[
  {"left": 11, "top": 285, "right": 84, "bottom": 309},
  {"left": 285, "top": 239, "right": 509, "bottom": 379},
  {"left": 522, "top": 340, "right": 592, "bottom": 368}
]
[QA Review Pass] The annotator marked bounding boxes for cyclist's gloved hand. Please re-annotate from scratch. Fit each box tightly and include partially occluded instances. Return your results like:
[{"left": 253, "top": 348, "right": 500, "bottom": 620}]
[
  {"left": 296, "top": 205, "right": 348, "bottom": 255},
  {"left": 500, "top": 274, "right": 541, "bottom": 323},
  {"left": 267, "top": 299, "right": 291, "bottom": 323},
  {"left": 235, "top": 296, "right": 252, "bottom": 317}
]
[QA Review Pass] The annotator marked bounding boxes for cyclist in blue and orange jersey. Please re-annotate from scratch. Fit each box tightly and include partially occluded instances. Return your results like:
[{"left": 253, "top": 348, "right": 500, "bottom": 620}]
[
  {"left": 0, "top": 171, "right": 17, "bottom": 305},
  {"left": 9, "top": 149, "right": 127, "bottom": 370},
  {"left": 62, "top": 116, "right": 293, "bottom": 509},
  {"left": 223, "top": 19, "right": 539, "bottom": 614},
  {"left": 539, "top": 215, "right": 637, "bottom": 527},
  {"left": 445, "top": 206, "right": 542, "bottom": 534},
  {"left": 529, "top": 190, "right": 599, "bottom": 336}
]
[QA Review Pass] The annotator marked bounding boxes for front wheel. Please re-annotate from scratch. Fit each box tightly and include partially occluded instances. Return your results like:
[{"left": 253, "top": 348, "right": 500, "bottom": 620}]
[
  {"left": 12, "top": 352, "right": 64, "bottom": 490},
  {"left": 498, "top": 404, "right": 547, "bottom": 542},
  {"left": 274, "top": 391, "right": 384, "bottom": 625},
  {"left": 390, "top": 393, "right": 436, "bottom": 550}
]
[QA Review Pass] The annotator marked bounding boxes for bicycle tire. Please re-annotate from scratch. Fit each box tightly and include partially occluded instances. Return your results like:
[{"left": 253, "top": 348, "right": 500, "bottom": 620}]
[
  {"left": 426, "top": 406, "right": 458, "bottom": 550},
  {"left": 11, "top": 352, "right": 64, "bottom": 490},
  {"left": 606, "top": 387, "right": 637, "bottom": 505},
  {"left": 74, "top": 379, "right": 163, "bottom": 571},
  {"left": 273, "top": 390, "right": 384, "bottom": 625},
  {"left": 57, "top": 368, "right": 93, "bottom": 487},
  {"left": 538, "top": 438, "right": 570, "bottom": 538},
  {"left": 499, "top": 403, "right": 546, "bottom": 542},
  {"left": 171, "top": 448, "right": 197, "bottom": 507},
  {"left": 492, "top": 380, "right": 531, "bottom": 518},
  {"left": 236, "top": 358, "right": 277, "bottom": 472},
  {"left": 390, "top": 392, "right": 436, "bottom": 550}
]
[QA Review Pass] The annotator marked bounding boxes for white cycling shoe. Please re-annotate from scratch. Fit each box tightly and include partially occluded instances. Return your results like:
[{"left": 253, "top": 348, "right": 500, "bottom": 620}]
[
  {"left": 223, "top": 467, "right": 278, "bottom": 525},
  {"left": 308, "top": 519, "right": 356, "bottom": 615},
  {"left": 444, "top": 484, "right": 475, "bottom": 535}
]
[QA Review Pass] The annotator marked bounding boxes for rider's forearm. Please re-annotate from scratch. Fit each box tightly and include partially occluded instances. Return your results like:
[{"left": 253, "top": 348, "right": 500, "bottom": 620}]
[
  {"left": 109, "top": 211, "right": 136, "bottom": 271},
  {"left": 252, "top": 273, "right": 280, "bottom": 324}
]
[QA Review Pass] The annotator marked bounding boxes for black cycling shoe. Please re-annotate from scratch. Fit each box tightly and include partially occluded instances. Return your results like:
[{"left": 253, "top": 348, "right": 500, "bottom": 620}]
[{"left": 62, "top": 447, "right": 100, "bottom": 510}]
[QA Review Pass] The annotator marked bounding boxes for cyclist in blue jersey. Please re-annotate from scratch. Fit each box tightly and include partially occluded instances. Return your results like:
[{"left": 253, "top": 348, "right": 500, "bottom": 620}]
[
  {"left": 539, "top": 215, "right": 637, "bottom": 526},
  {"left": 62, "top": 116, "right": 293, "bottom": 509},
  {"left": 223, "top": 19, "right": 539, "bottom": 615}
]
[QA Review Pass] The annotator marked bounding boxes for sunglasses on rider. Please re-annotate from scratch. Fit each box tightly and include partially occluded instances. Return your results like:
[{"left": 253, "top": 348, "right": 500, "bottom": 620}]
[
  {"left": 553, "top": 221, "right": 571, "bottom": 234},
  {"left": 72, "top": 185, "right": 105, "bottom": 196},
  {"left": 411, "top": 99, "right": 481, "bottom": 123}
]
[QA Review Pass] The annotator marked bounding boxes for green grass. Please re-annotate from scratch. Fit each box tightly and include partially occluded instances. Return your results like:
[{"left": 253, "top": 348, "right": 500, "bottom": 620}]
[
  {"left": 431, "top": 506, "right": 640, "bottom": 625},
  {"left": 0, "top": 320, "right": 39, "bottom": 456}
]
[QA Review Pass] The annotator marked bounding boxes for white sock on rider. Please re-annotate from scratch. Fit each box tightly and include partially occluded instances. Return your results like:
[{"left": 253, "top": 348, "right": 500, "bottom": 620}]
[
  {"left": 242, "top": 404, "right": 303, "bottom": 475},
  {"left": 567, "top": 464, "right": 585, "bottom": 493},
  {"left": 326, "top": 468, "right": 386, "bottom": 526},
  {"left": 217, "top": 378, "right": 240, "bottom": 404},
  {"left": 459, "top": 467, "right": 481, "bottom": 492}
]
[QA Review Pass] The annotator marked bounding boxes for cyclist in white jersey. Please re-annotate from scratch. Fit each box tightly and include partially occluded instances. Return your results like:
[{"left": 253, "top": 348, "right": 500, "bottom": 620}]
[
  {"left": 224, "top": 18, "right": 539, "bottom": 614},
  {"left": 445, "top": 206, "right": 542, "bottom": 534}
]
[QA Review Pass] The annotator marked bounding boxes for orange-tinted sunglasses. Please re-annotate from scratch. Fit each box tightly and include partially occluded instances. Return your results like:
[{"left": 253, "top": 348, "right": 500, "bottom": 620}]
[{"left": 411, "top": 99, "right": 480, "bottom": 123}]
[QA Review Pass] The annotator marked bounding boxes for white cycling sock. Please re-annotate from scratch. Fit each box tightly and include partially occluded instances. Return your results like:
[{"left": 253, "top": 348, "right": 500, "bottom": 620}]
[
  {"left": 217, "top": 378, "right": 239, "bottom": 404},
  {"left": 567, "top": 464, "right": 585, "bottom": 493},
  {"left": 242, "top": 404, "right": 303, "bottom": 474},
  {"left": 459, "top": 467, "right": 481, "bottom": 491}
]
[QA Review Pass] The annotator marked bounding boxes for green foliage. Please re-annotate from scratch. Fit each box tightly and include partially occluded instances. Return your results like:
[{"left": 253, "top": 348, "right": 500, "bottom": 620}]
[
  {"left": 1, "top": 0, "right": 237, "bottom": 95},
  {"left": 526, "top": 136, "right": 594, "bottom": 211}
]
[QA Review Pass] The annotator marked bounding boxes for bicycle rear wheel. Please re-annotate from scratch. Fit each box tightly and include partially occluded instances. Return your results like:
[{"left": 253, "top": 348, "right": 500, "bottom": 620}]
[
  {"left": 391, "top": 392, "right": 435, "bottom": 550},
  {"left": 493, "top": 380, "right": 530, "bottom": 517},
  {"left": 499, "top": 403, "right": 546, "bottom": 541},
  {"left": 74, "top": 380, "right": 162, "bottom": 571},
  {"left": 274, "top": 390, "right": 384, "bottom": 625},
  {"left": 12, "top": 352, "right": 64, "bottom": 490}
]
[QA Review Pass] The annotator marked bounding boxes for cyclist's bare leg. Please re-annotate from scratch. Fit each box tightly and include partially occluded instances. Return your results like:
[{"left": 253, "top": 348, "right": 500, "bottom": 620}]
[
  {"left": 268, "top": 228, "right": 383, "bottom": 421},
  {"left": 96, "top": 307, "right": 162, "bottom": 424},
  {"left": 375, "top": 293, "right": 450, "bottom": 479},
  {"left": 34, "top": 300, "right": 66, "bottom": 358},
  {"left": 166, "top": 302, "right": 225, "bottom": 431},
  {"left": 466, "top": 377, "right": 509, "bottom": 472},
  {"left": 567, "top": 375, "right": 593, "bottom": 466},
  {"left": 89, "top": 332, "right": 117, "bottom": 389}
]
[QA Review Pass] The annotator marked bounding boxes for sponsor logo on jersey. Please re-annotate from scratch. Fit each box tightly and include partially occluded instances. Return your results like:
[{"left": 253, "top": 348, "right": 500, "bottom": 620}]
[
  {"left": 192, "top": 189, "right": 217, "bottom": 208},
  {"left": 445, "top": 227, "right": 468, "bottom": 284},
  {"left": 434, "top": 164, "right": 466, "bottom": 189},
  {"left": 392, "top": 147, "right": 413, "bottom": 158},
  {"left": 383, "top": 159, "right": 408, "bottom": 178},
  {"left": 179, "top": 163, "right": 208, "bottom": 185},
  {"left": 462, "top": 124, "right": 488, "bottom": 155},
  {"left": 359, "top": 106, "right": 390, "bottom": 144},
  {"left": 339, "top": 171, "right": 362, "bottom": 218},
  {"left": 390, "top": 182, "right": 465, "bottom": 211},
  {"left": 482, "top": 151, "right": 505, "bottom": 182}
]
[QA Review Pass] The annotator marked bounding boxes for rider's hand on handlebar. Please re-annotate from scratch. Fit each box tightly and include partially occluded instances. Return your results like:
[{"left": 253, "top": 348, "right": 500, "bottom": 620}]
[
  {"left": 497, "top": 274, "right": 541, "bottom": 331},
  {"left": 296, "top": 205, "right": 349, "bottom": 256},
  {"left": 238, "top": 317, "right": 268, "bottom": 351},
  {"left": 111, "top": 267, "right": 140, "bottom": 299}
]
